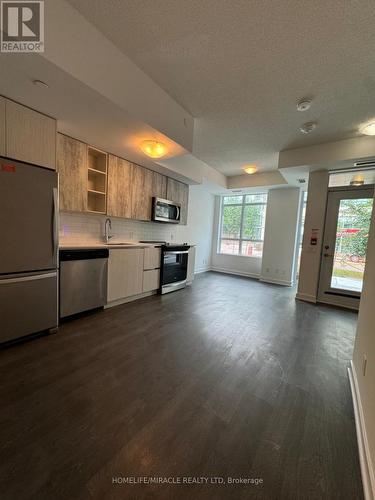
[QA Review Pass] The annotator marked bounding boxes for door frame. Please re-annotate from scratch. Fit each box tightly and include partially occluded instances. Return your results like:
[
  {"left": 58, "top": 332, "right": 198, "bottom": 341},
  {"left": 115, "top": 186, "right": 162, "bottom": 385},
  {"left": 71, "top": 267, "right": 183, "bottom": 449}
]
[{"left": 317, "top": 184, "right": 374, "bottom": 310}]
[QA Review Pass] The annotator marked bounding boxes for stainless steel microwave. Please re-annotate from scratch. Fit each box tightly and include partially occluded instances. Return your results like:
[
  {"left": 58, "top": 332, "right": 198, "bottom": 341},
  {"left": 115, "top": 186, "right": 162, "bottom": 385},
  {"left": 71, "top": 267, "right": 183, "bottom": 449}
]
[{"left": 152, "top": 197, "right": 181, "bottom": 224}]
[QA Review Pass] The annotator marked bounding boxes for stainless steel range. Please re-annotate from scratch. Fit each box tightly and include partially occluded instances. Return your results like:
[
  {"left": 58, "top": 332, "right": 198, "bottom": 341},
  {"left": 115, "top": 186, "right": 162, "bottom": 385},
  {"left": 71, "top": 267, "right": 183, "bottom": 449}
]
[{"left": 139, "top": 241, "right": 190, "bottom": 294}]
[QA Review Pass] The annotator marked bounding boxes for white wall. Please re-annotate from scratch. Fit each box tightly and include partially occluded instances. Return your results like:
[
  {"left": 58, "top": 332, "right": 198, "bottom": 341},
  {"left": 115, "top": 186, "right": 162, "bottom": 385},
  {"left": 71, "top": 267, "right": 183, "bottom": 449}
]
[
  {"left": 59, "top": 185, "right": 214, "bottom": 274},
  {"left": 352, "top": 196, "right": 375, "bottom": 497},
  {"left": 181, "top": 185, "right": 215, "bottom": 273},
  {"left": 279, "top": 135, "right": 375, "bottom": 169},
  {"left": 260, "top": 188, "right": 301, "bottom": 286},
  {"left": 297, "top": 170, "right": 329, "bottom": 302}
]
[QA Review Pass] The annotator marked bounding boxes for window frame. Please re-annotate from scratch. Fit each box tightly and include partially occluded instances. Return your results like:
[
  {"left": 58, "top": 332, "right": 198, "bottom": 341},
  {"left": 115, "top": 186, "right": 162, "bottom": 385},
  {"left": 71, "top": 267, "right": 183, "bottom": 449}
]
[{"left": 217, "top": 193, "right": 268, "bottom": 257}]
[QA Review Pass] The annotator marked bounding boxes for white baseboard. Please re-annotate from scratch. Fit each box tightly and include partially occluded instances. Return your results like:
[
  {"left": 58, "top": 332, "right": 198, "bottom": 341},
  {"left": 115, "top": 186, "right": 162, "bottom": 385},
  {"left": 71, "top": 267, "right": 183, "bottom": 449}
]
[
  {"left": 295, "top": 292, "right": 317, "bottom": 303},
  {"left": 210, "top": 266, "right": 260, "bottom": 280},
  {"left": 105, "top": 290, "right": 156, "bottom": 308},
  {"left": 194, "top": 266, "right": 211, "bottom": 274},
  {"left": 348, "top": 361, "right": 375, "bottom": 500},
  {"left": 259, "top": 277, "right": 293, "bottom": 287}
]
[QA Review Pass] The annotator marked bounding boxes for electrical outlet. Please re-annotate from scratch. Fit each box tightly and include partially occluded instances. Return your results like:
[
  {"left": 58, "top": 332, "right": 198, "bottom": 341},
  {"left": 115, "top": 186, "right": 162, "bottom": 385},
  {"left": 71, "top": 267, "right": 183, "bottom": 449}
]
[{"left": 363, "top": 355, "right": 367, "bottom": 376}]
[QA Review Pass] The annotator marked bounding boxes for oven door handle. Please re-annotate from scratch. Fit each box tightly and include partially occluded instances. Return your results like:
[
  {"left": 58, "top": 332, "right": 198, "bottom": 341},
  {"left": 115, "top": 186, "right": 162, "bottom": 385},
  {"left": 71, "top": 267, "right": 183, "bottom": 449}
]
[{"left": 164, "top": 250, "right": 189, "bottom": 255}]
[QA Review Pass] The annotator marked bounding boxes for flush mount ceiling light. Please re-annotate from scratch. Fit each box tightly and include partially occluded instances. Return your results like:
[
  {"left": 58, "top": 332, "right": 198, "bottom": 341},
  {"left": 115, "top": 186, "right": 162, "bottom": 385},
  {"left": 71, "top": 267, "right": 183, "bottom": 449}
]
[
  {"left": 140, "top": 140, "right": 167, "bottom": 158},
  {"left": 32, "top": 79, "right": 49, "bottom": 89},
  {"left": 359, "top": 122, "right": 375, "bottom": 136},
  {"left": 350, "top": 174, "right": 365, "bottom": 187},
  {"left": 243, "top": 165, "right": 258, "bottom": 174},
  {"left": 296, "top": 98, "right": 312, "bottom": 112},
  {"left": 300, "top": 122, "right": 317, "bottom": 134}
]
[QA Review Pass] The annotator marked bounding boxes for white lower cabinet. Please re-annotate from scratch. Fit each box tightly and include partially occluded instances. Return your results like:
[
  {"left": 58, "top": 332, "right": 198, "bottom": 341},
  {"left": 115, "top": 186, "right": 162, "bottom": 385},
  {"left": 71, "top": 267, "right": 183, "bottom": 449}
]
[
  {"left": 107, "top": 248, "right": 144, "bottom": 302},
  {"left": 144, "top": 247, "right": 161, "bottom": 270},
  {"left": 143, "top": 269, "right": 160, "bottom": 293}
]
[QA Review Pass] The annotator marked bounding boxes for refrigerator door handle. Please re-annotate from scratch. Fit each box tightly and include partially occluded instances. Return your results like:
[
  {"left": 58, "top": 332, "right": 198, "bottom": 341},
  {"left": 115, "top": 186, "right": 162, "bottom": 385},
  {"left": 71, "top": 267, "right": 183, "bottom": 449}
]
[
  {"left": 0, "top": 272, "right": 57, "bottom": 285},
  {"left": 52, "top": 187, "right": 59, "bottom": 264}
]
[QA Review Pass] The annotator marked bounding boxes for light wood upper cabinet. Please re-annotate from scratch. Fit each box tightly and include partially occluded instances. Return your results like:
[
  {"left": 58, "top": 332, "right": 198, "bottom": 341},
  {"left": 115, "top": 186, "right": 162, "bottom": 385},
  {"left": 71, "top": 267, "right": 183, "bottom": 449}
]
[
  {"left": 107, "top": 155, "right": 132, "bottom": 218},
  {"left": 131, "top": 164, "right": 153, "bottom": 221},
  {"left": 0, "top": 97, "right": 5, "bottom": 157},
  {"left": 5, "top": 99, "right": 56, "bottom": 169},
  {"left": 152, "top": 171, "right": 167, "bottom": 200},
  {"left": 166, "top": 178, "right": 189, "bottom": 225},
  {"left": 57, "top": 133, "right": 87, "bottom": 212},
  {"left": 107, "top": 248, "right": 144, "bottom": 302}
]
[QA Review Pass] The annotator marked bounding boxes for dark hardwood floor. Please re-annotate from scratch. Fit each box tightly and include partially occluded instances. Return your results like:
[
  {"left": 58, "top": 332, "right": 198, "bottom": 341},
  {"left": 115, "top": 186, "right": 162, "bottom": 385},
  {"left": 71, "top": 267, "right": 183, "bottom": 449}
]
[{"left": 0, "top": 272, "right": 363, "bottom": 500}]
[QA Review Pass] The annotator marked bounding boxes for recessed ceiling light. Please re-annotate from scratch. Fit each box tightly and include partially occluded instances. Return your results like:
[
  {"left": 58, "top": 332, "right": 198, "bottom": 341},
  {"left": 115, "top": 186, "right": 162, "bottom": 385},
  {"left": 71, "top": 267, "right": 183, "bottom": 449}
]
[
  {"left": 300, "top": 122, "right": 317, "bottom": 134},
  {"left": 296, "top": 98, "right": 312, "bottom": 112},
  {"left": 32, "top": 79, "right": 49, "bottom": 89},
  {"left": 359, "top": 122, "right": 375, "bottom": 136},
  {"left": 243, "top": 165, "right": 258, "bottom": 174},
  {"left": 140, "top": 140, "right": 167, "bottom": 158}
]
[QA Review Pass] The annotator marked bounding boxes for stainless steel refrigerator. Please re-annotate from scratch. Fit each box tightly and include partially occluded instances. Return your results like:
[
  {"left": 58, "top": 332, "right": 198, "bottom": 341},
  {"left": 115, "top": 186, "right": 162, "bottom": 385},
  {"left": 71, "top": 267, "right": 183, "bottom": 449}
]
[{"left": 0, "top": 157, "right": 58, "bottom": 343}]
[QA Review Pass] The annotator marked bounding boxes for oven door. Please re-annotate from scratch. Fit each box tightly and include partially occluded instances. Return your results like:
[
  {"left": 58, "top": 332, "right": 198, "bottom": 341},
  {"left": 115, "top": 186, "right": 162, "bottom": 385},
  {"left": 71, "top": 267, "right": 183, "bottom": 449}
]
[
  {"left": 153, "top": 198, "right": 181, "bottom": 223},
  {"left": 161, "top": 250, "right": 189, "bottom": 294}
]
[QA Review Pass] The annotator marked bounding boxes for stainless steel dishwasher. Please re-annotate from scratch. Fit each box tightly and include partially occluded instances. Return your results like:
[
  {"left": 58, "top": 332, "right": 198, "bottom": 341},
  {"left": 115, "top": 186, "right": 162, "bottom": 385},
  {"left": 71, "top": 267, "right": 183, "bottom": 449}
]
[{"left": 59, "top": 248, "right": 109, "bottom": 318}]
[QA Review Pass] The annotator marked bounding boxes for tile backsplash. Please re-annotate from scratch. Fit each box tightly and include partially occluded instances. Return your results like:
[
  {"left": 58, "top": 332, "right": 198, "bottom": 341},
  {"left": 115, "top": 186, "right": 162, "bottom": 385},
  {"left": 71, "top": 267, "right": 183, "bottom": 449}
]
[{"left": 59, "top": 211, "right": 190, "bottom": 245}]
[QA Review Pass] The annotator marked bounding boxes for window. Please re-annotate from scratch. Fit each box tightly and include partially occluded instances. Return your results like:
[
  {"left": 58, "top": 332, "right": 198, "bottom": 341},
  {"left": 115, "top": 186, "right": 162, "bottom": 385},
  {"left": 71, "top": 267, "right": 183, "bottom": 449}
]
[{"left": 218, "top": 193, "right": 268, "bottom": 257}]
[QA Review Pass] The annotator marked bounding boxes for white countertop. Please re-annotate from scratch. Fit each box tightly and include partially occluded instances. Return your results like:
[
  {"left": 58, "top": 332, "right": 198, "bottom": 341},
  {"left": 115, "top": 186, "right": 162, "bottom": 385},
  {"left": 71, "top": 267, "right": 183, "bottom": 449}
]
[{"left": 59, "top": 241, "right": 162, "bottom": 250}]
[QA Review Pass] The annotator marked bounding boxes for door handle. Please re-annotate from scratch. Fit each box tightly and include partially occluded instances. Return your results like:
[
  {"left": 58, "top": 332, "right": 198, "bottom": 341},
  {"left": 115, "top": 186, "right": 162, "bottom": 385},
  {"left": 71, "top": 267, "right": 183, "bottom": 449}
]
[{"left": 324, "top": 253, "right": 334, "bottom": 257}]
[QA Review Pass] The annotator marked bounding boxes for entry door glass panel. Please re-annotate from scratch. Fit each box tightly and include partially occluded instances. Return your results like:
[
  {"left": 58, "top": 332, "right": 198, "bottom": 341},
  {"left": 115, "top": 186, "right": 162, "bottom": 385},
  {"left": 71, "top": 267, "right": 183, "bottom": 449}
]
[{"left": 331, "top": 198, "right": 373, "bottom": 292}]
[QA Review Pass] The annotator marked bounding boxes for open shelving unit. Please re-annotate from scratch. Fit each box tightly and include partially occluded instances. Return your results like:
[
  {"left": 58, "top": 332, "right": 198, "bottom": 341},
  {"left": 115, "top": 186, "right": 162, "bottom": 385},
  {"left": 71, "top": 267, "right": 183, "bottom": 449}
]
[{"left": 87, "top": 146, "right": 107, "bottom": 213}]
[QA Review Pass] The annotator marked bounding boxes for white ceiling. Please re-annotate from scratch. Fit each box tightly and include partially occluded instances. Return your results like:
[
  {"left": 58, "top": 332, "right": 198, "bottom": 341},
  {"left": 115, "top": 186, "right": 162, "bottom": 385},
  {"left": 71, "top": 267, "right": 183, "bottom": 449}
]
[{"left": 66, "top": 0, "right": 375, "bottom": 176}]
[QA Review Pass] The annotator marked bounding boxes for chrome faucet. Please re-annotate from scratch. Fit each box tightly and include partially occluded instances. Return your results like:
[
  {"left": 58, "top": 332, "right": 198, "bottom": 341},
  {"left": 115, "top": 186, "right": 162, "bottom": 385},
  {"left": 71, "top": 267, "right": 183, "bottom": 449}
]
[{"left": 104, "top": 218, "right": 114, "bottom": 244}]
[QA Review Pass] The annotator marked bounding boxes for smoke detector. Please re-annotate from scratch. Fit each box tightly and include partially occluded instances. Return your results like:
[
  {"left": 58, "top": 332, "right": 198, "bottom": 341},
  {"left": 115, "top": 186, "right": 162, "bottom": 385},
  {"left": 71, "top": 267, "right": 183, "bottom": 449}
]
[
  {"left": 300, "top": 122, "right": 317, "bottom": 134},
  {"left": 296, "top": 98, "right": 312, "bottom": 112}
]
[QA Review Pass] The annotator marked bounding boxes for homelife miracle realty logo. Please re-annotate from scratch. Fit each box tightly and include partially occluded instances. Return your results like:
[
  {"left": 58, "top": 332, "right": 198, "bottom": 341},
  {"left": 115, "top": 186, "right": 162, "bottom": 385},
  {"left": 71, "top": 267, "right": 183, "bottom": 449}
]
[{"left": 1, "top": 1, "right": 44, "bottom": 52}]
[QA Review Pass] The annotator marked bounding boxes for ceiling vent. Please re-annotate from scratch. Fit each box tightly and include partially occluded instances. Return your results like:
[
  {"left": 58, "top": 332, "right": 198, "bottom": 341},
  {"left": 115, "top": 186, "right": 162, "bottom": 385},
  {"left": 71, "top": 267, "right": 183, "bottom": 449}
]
[{"left": 354, "top": 159, "right": 375, "bottom": 168}]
